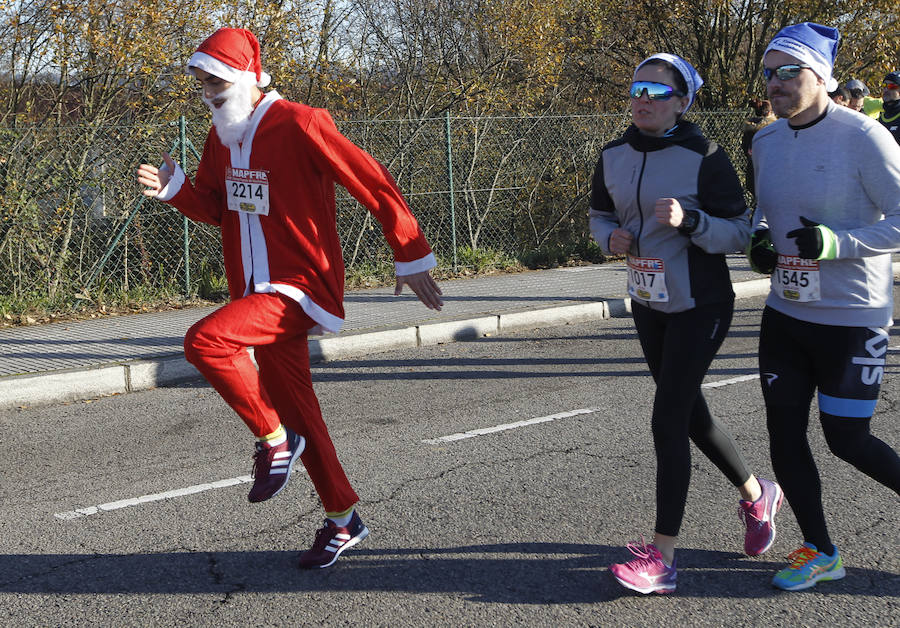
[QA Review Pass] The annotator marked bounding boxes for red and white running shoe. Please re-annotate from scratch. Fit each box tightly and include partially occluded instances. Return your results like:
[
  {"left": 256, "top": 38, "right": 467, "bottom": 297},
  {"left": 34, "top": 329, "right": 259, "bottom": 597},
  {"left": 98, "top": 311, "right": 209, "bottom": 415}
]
[
  {"left": 298, "top": 511, "right": 369, "bottom": 569},
  {"left": 247, "top": 430, "right": 305, "bottom": 503}
]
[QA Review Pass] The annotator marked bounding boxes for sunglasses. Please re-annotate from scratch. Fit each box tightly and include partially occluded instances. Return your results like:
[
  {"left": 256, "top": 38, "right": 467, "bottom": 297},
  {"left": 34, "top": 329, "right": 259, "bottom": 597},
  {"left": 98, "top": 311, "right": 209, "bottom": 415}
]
[
  {"left": 884, "top": 82, "right": 900, "bottom": 91},
  {"left": 630, "top": 81, "right": 685, "bottom": 101},
  {"left": 763, "top": 63, "right": 811, "bottom": 82}
]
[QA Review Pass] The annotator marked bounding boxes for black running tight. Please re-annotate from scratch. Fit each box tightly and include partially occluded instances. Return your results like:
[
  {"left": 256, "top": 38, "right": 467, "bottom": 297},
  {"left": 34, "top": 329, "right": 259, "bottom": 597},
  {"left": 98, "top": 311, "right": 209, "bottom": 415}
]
[
  {"left": 766, "top": 406, "right": 900, "bottom": 556},
  {"left": 632, "top": 300, "right": 752, "bottom": 537},
  {"left": 760, "top": 306, "right": 900, "bottom": 555}
]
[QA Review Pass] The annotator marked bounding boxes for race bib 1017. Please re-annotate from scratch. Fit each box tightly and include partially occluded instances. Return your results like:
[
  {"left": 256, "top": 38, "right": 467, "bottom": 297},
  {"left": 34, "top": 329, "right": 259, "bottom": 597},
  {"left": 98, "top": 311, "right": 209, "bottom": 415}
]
[{"left": 627, "top": 256, "right": 669, "bottom": 302}]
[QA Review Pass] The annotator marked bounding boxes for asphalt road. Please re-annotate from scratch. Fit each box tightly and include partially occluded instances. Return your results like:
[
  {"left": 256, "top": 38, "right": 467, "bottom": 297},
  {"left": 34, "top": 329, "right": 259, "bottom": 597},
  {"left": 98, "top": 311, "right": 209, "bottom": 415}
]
[{"left": 1, "top": 294, "right": 898, "bottom": 627}]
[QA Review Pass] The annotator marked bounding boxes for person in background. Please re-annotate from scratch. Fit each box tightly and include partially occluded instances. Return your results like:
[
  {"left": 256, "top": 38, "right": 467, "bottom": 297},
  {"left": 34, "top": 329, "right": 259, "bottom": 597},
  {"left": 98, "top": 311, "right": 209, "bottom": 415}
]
[
  {"left": 828, "top": 86, "right": 850, "bottom": 106},
  {"left": 590, "top": 53, "right": 782, "bottom": 595},
  {"left": 875, "top": 71, "right": 900, "bottom": 143},
  {"left": 844, "top": 78, "right": 869, "bottom": 113},
  {"left": 843, "top": 77, "right": 885, "bottom": 118}
]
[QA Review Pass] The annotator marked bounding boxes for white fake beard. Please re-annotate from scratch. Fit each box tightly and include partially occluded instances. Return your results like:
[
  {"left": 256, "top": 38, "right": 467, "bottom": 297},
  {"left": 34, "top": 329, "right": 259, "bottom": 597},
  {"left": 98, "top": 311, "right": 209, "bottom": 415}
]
[{"left": 203, "top": 80, "right": 255, "bottom": 146}]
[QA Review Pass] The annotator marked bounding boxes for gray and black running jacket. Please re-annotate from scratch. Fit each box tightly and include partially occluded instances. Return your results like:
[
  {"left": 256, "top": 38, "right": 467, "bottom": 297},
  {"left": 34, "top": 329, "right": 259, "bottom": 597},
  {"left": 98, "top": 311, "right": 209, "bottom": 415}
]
[{"left": 589, "top": 121, "right": 750, "bottom": 313}]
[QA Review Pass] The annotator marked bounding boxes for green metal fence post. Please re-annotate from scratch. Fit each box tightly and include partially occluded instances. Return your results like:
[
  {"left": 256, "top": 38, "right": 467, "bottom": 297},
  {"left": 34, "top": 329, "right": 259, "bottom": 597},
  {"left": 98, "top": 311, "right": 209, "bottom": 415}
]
[
  {"left": 179, "top": 115, "right": 190, "bottom": 297},
  {"left": 445, "top": 111, "right": 457, "bottom": 272}
]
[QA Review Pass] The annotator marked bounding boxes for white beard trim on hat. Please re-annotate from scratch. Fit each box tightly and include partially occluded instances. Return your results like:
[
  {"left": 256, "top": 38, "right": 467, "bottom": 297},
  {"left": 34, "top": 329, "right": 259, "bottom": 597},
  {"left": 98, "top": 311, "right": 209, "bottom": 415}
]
[{"left": 203, "top": 75, "right": 256, "bottom": 146}]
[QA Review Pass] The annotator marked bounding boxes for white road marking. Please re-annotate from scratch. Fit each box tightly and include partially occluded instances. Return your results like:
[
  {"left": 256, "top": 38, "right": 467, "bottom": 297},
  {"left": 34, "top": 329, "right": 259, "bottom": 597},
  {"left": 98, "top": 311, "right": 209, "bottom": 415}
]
[
  {"left": 424, "top": 372, "right": 764, "bottom": 445},
  {"left": 422, "top": 408, "right": 600, "bottom": 444},
  {"left": 57, "top": 349, "right": 895, "bottom": 519},
  {"left": 54, "top": 475, "right": 252, "bottom": 520},
  {"left": 702, "top": 374, "right": 759, "bottom": 388}
]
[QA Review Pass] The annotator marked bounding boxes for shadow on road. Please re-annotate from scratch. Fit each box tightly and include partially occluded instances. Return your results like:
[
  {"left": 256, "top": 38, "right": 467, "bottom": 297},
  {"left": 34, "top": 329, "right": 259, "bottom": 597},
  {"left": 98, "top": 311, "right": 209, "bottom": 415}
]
[{"left": 2, "top": 543, "right": 896, "bottom": 601}]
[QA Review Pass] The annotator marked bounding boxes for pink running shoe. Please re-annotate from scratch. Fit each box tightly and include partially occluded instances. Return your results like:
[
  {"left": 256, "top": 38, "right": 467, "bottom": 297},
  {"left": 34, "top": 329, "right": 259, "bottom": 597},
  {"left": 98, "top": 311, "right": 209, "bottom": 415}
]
[
  {"left": 609, "top": 538, "right": 677, "bottom": 594},
  {"left": 739, "top": 477, "right": 783, "bottom": 556}
]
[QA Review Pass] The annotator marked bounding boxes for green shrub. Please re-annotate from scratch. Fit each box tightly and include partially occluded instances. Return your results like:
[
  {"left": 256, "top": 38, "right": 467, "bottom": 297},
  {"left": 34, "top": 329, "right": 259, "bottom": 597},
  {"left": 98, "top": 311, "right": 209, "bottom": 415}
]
[
  {"left": 519, "top": 238, "right": 606, "bottom": 269},
  {"left": 196, "top": 258, "right": 229, "bottom": 301},
  {"left": 452, "top": 246, "right": 521, "bottom": 272}
]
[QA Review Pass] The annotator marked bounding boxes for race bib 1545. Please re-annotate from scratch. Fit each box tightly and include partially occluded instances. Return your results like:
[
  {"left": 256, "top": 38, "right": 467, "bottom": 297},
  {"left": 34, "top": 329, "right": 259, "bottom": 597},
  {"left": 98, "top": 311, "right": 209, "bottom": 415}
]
[{"left": 773, "top": 254, "right": 820, "bottom": 302}]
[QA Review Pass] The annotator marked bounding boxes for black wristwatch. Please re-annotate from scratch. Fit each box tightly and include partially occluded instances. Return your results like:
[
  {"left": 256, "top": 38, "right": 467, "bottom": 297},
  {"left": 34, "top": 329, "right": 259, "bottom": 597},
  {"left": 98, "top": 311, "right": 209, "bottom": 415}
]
[{"left": 678, "top": 209, "right": 700, "bottom": 234}]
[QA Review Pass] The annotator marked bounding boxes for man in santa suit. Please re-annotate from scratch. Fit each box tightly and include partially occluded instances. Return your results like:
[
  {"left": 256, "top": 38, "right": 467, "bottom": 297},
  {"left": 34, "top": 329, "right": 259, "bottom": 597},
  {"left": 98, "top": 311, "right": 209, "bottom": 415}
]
[{"left": 136, "top": 28, "right": 443, "bottom": 569}]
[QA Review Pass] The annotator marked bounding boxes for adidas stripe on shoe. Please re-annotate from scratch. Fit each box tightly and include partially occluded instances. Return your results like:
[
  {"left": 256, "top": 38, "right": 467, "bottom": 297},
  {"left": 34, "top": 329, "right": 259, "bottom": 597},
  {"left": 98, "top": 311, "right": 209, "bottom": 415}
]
[
  {"left": 299, "top": 511, "right": 369, "bottom": 569},
  {"left": 247, "top": 429, "right": 305, "bottom": 503}
]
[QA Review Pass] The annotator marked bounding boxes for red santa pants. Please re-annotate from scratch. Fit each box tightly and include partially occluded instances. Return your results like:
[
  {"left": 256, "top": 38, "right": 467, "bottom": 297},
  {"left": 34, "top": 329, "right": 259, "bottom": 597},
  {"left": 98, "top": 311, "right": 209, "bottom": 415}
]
[{"left": 183, "top": 291, "right": 359, "bottom": 513}]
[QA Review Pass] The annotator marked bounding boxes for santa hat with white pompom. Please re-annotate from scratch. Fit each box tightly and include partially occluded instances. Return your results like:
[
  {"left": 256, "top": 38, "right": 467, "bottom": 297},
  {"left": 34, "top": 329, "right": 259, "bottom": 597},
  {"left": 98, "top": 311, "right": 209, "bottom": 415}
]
[{"left": 187, "top": 27, "right": 271, "bottom": 88}]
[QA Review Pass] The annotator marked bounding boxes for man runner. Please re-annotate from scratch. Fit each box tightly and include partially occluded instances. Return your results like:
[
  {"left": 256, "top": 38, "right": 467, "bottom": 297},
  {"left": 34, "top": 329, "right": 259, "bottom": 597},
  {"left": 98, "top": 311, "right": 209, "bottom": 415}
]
[
  {"left": 137, "top": 28, "right": 443, "bottom": 568},
  {"left": 749, "top": 22, "right": 900, "bottom": 591}
]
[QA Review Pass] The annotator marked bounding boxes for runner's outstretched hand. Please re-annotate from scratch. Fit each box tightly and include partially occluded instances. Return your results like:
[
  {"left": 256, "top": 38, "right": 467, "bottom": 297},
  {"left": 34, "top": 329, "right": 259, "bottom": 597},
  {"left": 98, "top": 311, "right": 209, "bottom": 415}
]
[
  {"left": 137, "top": 153, "right": 176, "bottom": 197},
  {"left": 395, "top": 270, "right": 443, "bottom": 310}
]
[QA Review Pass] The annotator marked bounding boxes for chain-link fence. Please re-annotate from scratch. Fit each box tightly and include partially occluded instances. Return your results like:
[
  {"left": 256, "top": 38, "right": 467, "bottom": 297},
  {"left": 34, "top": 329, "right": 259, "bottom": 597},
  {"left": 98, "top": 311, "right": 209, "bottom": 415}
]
[{"left": 0, "top": 110, "right": 749, "bottom": 310}]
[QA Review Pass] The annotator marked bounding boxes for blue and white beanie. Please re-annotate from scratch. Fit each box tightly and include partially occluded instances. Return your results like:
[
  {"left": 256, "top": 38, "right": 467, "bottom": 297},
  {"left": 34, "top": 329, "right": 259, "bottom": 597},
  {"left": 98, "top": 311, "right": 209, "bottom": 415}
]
[
  {"left": 635, "top": 53, "right": 704, "bottom": 113},
  {"left": 765, "top": 22, "right": 840, "bottom": 91}
]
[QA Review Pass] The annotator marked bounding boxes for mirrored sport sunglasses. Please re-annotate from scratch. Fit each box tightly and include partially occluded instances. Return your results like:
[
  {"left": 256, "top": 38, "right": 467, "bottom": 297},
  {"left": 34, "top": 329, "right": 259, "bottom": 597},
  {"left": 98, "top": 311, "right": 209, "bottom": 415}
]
[
  {"left": 630, "top": 81, "right": 685, "bottom": 101},
  {"left": 884, "top": 82, "right": 900, "bottom": 91},
  {"left": 763, "top": 63, "right": 811, "bottom": 82}
]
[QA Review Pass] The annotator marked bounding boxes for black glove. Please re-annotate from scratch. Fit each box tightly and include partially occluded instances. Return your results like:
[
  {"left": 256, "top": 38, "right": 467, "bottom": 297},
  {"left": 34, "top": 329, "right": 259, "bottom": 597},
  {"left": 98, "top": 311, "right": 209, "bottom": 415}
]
[
  {"left": 786, "top": 216, "right": 838, "bottom": 260},
  {"left": 746, "top": 228, "right": 777, "bottom": 274}
]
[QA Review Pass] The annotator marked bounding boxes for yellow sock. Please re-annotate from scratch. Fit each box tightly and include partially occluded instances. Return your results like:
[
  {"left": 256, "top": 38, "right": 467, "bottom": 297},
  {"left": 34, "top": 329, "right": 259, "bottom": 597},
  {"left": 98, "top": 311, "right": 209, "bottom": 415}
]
[
  {"left": 258, "top": 424, "right": 286, "bottom": 448},
  {"left": 326, "top": 506, "right": 355, "bottom": 527}
]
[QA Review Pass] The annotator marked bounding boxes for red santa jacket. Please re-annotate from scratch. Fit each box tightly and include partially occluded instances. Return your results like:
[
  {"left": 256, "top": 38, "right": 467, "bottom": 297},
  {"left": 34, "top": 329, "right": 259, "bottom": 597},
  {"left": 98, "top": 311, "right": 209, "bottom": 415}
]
[{"left": 158, "top": 92, "right": 435, "bottom": 333}]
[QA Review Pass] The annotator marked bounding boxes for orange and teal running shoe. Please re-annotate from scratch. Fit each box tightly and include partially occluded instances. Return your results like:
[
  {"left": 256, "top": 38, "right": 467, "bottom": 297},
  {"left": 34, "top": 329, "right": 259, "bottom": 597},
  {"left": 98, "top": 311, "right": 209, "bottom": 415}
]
[{"left": 772, "top": 543, "right": 845, "bottom": 591}]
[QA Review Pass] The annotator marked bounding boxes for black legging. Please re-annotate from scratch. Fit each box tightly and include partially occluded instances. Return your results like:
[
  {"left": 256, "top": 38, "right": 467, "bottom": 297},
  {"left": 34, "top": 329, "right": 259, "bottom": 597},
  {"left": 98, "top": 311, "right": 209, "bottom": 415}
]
[
  {"left": 632, "top": 300, "right": 752, "bottom": 537},
  {"left": 760, "top": 306, "right": 900, "bottom": 556}
]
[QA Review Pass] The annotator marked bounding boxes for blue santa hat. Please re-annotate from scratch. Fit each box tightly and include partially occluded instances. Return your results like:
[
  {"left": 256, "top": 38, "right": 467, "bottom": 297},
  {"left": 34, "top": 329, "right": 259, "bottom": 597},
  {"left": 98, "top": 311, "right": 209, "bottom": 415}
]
[
  {"left": 635, "top": 53, "right": 704, "bottom": 112},
  {"left": 765, "top": 22, "right": 840, "bottom": 91}
]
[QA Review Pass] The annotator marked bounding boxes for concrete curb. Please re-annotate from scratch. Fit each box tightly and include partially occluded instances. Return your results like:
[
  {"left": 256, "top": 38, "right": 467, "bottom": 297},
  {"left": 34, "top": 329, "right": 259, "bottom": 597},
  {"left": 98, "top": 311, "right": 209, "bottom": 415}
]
[
  {"left": 733, "top": 278, "right": 770, "bottom": 300},
  {"left": 0, "top": 277, "right": 773, "bottom": 409}
]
